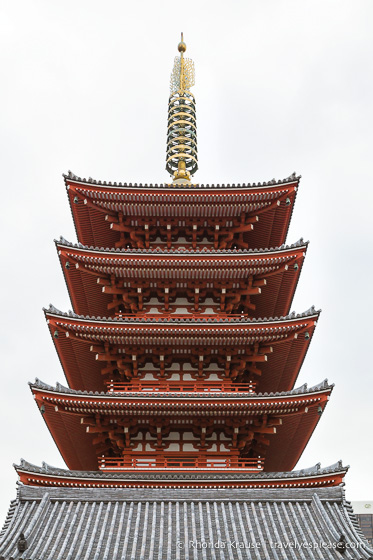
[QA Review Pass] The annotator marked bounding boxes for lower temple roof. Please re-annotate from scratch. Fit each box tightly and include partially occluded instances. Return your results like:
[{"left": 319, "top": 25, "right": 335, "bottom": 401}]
[{"left": 1, "top": 485, "right": 372, "bottom": 560}]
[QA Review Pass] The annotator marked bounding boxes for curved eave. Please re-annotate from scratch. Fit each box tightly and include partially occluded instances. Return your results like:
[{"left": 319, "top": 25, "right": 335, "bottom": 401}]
[
  {"left": 31, "top": 380, "right": 333, "bottom": 406},
  {"left": 57, "top": 240, "right": 307, "bottom": 319},
  {"left": 63, "top": 171, "right": 300, "bottom": 193},
  {"left": 30, "top": 381, "right": 332, "bottom": 472},
  {"left": 65, "top": 175, "right": 299, "bottom": 250},
  {"left": 15, "top": 461, "right": 347, "bottom": 489},
  {"left": 45, "top": 309, "right": 319, "bottom": 393}
]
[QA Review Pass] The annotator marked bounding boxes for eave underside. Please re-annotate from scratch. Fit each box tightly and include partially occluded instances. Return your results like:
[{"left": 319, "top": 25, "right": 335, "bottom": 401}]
[
  {"left": 38, "top": 407, "right": 325, "bottom": 473},
  {"left": 1, "top": 486, "right": 372, "bottom": 560}
]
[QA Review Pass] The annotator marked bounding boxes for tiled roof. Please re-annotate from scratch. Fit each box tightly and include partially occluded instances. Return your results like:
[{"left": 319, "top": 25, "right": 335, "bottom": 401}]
[{"left": 0, "top": 485, "right": 372, "bottom": 560}]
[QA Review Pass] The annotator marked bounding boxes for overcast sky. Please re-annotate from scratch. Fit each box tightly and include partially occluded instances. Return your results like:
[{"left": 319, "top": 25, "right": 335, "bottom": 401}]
[{"left": 1, "top": 0, "right": 372, "bottom": 520}]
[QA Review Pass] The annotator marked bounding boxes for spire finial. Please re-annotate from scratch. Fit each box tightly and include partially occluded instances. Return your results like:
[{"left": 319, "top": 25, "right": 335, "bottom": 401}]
[
  {"left": 178, "top": 32, "right": 186, "bottom": 53},
  {"left": 166, "top": 34, "right": 198, "bottom": 183}
]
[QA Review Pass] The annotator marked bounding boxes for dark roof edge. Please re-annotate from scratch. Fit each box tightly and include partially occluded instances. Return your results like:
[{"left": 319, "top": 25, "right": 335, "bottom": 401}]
[
  {"left": 55, "top": 236, "right": 309, "bottom": 255},
  {"left": 15, "top": 459, "right": 348, "bottom": 481},
  {"left": 29, "top": 378, "right": 334, "bottom": 399},
  {"left": 43, "top": 304, "right": 320, "bottom": 324},
  {"left": 63, "top": 170, "right": 301, "bottom": 190}
]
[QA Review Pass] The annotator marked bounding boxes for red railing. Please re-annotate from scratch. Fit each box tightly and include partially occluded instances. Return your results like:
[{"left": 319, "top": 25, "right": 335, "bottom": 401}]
[
  {"left": 115, "top": 313, "right": 248, "bottom": 322},
  {"left": 106, "top": 381, "right": 256, "bottom": 393},
  {"left": 99, "top": 454, "right": 264, "bottom": 472}
]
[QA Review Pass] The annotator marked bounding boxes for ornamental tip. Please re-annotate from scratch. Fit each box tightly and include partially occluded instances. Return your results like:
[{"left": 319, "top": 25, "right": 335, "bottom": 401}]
[
  {"left": 169, "top": 34, "right": 195, "bottom": 95},
  {"left": 178, "top": 32, "right": 186, "bottom": 53}
]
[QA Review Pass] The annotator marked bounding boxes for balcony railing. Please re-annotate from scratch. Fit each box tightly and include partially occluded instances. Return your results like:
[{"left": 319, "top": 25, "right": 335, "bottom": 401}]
[
  {"left": 99, "top": 453, "right": 264, "bottom": 472},
  {"left": 106, "top": 381, "right": 256, "bottom": 393},
  {"left": 115, "top": 313, "right": 248, "bottom": 322}
]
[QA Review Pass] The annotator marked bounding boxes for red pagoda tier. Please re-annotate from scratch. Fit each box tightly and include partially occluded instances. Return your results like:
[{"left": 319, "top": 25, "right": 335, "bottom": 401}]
[
  {"left": 32, "top": 378, "right": 332, "bottom": 473},
  {"left": 56, "top": 238, "right": 307, "bottom": 318},
  {"left": 65, "top": 171, "right": 299, "bottom": 251},
  {"left": 45, "top": 306, "right": 318, "bottom": 393},
  {"left": 1, "top": 37, "right": 368, "bottom": 560}
]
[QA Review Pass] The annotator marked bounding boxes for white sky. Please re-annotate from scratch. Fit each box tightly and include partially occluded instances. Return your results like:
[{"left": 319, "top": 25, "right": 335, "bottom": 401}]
[{"left": 1, "top": 0, "right": 372, "bottom": 520}]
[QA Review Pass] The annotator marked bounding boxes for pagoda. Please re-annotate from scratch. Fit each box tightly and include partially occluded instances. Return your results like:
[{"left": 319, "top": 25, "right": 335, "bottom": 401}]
[{"left": 1, "top": 36, "right": 372, "bottom": 560}]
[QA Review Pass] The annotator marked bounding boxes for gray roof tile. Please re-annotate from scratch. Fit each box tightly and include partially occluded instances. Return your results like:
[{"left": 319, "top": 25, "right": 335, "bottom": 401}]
[{"left": 1, "top": 486, "right": 371, "bottom": 559}]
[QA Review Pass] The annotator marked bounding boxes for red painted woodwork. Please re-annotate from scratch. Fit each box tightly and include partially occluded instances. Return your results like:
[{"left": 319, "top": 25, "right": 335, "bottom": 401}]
[
  {"left": 106, "top": 381, "right": 257, "bottom": 393},
  {"left": 99, "top": 454, "right": 264, "bottom": 472}
]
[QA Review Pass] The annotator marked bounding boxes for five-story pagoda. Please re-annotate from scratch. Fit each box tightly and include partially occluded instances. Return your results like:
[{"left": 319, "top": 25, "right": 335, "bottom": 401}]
[{"left": 1, "top": 37, "right": 371, "bottom": 560}]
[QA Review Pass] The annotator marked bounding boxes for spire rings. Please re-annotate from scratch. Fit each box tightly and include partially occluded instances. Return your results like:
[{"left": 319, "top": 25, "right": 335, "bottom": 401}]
[{"left": 166, "top": 91, "right": 198, "bottom": 177}]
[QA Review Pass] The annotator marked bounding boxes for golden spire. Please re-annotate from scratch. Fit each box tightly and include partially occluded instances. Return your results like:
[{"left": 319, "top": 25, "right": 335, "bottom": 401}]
[{"left": 166, "top": 33, "right": 198, "bottom": 183}]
